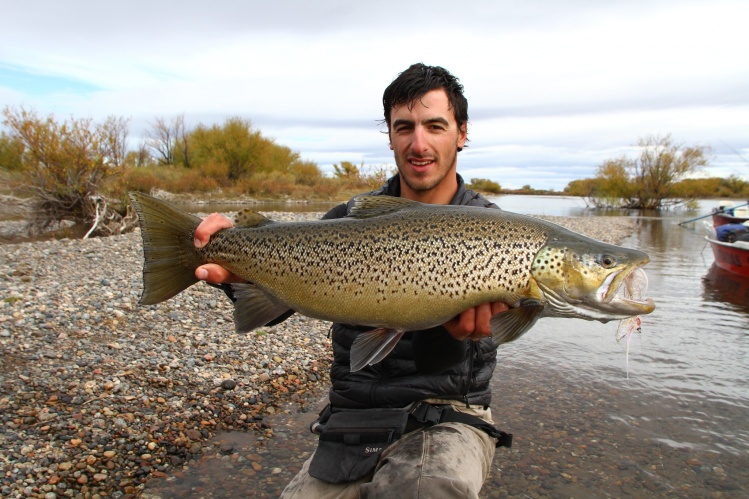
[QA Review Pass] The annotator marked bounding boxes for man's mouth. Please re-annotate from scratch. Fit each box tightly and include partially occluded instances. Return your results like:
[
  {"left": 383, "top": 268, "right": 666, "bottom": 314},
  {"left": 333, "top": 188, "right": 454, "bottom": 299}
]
[{"left": 409, "top": 158, "right": 434, "bottom": 171}]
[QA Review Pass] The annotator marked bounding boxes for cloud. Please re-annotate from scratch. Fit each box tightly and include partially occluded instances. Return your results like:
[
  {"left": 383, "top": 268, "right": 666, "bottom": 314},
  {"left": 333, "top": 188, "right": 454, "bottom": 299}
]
[{"left": 1, "top": 0, "right": 748, "bottom": 190}]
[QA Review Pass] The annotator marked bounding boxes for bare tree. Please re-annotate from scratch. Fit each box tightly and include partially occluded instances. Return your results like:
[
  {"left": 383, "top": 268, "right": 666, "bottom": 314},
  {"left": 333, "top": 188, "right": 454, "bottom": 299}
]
[
  {"left": 135, "top": 140, "right": 153, "bottom": 167},
  {"left": 99, "top": 115, "right": 130, "bottom": 167},
  {"left": 175, "top": 114, "right": 190, "bottom": 168},
  {"left": 147, "top": 114, "right": 189, "bottom": 166}
]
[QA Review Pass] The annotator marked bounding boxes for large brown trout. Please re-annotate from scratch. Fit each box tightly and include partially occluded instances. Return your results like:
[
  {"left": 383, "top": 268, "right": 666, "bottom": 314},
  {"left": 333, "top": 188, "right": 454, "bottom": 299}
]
[{"left": 129, "top": 192, "right": 655, "bottom": 371}]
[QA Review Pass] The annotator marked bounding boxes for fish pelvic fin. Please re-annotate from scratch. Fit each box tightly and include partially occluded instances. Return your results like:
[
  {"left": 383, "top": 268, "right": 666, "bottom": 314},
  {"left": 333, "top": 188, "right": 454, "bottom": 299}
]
[
  {"left": 350, "top": 328, "right": 405, "bottom": 372},
  {"left": 231, "top": 283, "right": 292, "bottom": 333},
  {"left": 348, "top": 195, "right": 420, "bottom": 219},
  {"left": 129, "top": 192, "right": 204, "bottom": 305},
  {"left": 490, "top": 301, "right": 545, "bottom": 345}
]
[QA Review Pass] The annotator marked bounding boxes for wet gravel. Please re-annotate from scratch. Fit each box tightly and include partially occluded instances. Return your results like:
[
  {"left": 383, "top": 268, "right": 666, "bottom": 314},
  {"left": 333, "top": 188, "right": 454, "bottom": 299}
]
[
  {"left": 0, "top": 212, "right": 642, "bottom": 498},
  {"left": 0, "top": 212, "right": 332, "bottom": 499}
]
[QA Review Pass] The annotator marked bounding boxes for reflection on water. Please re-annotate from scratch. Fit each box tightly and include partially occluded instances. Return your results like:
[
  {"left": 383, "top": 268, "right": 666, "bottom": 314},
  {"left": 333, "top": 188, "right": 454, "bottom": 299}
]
[{"left": 702, "top": 263, "right": 749, "bottom": 314}]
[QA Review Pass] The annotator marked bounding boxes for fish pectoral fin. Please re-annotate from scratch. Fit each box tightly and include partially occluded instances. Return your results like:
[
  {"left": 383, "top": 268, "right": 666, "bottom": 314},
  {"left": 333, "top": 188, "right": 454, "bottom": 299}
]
[
  {"left": 348, "top": 195, "right": 419, "bottom": 219},
  {"left": 490, "top": 301, "right": 545, "bottom": 345},
  {"left": 350, "top": 328, "right": 405, "bottom": 372},
  {"left": 230, "top": 283, "right": 291, "bottom": 333}
]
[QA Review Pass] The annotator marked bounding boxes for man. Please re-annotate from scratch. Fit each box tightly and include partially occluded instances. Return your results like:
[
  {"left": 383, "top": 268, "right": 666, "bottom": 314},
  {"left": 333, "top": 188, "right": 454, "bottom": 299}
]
[{"left": 194, "top": 63, "right": 510, "bottom": 498}]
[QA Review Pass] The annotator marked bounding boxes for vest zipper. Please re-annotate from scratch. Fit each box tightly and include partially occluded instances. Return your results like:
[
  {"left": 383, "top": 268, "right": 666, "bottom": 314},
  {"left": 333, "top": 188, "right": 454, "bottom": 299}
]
[{"left": 463, "top": 341, "right": 475, "bottom": 407}]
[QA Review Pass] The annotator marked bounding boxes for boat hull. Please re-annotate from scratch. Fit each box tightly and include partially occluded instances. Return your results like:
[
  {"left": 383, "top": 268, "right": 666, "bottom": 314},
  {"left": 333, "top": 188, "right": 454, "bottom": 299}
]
[
  {"left": 712, "top": 212, "right": 749, "bottom": 227},
  {"left": 706, "top": 237, "right": 749, "bottom": 278}
]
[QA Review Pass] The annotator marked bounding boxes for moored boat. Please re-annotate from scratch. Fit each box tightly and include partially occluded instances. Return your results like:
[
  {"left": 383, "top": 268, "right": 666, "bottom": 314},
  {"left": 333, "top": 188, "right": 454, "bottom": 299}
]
[
  {"left": 711, "top": 202, "right": 749, "bottom": 227},
  {"left": 705, "top": 236, "right": 749, "bottom": 278}
]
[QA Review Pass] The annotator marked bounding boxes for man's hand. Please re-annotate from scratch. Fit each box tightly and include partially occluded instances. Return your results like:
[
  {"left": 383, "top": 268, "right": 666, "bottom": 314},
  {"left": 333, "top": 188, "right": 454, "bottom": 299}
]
[
  {"left": 443, "top": 301, "right": 510, "bottom": 341},
  {"left": 193, "top": 213, "right": 245, "bottom": 284}
]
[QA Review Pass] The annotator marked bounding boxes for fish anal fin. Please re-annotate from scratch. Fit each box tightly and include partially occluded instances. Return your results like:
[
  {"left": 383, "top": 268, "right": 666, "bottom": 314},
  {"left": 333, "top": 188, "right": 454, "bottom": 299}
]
[
  {"left": 348, "top": 195, "right": 420, "bottom": 219},
  {"left": 350, "top": 328, "right": 405, "bottom": 372},
  {"left": 235, "top": 209, "right": 274, "bottom": 228},
  {"left": 490, "top": 301, "right": 545, "bottom": 345},
  {"left": 231, "top": 283, "right": 291, "bottom": 333}
]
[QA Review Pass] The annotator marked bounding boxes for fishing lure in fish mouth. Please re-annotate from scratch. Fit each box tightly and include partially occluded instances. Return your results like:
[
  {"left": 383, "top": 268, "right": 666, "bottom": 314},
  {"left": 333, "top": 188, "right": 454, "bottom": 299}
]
[{"left": 616, "top": 267, "right": 649, "bottom": 377}]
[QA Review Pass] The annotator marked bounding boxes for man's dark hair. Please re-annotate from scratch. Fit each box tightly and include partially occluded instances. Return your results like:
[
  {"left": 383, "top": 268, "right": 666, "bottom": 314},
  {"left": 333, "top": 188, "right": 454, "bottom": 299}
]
[{"left": 382, "top": 63, "right": 469, "bottom": 149}]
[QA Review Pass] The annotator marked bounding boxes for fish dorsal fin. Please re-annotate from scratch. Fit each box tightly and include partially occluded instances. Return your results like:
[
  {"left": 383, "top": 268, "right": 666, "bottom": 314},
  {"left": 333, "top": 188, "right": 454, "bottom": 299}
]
[
  {"left": 235, "top": 209, "right": 274, "bottom": 228},
  {"left": 348, "top": 195, "right": 421, "bottom": 219}
]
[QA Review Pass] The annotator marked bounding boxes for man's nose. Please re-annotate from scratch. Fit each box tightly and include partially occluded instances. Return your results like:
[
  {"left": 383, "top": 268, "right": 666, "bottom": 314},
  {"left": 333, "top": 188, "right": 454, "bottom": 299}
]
[{"left": 411, "top": 126, "right": 428, "bottom": 153}]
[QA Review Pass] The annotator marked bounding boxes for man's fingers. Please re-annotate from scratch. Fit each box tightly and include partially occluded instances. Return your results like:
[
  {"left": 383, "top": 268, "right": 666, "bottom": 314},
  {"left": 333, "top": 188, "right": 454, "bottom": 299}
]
[
  {"left": 192, "top": 214, "right": 242, "bottom": 284},
  {"left": 195, "top": 264, "right": 245, "bottom": 284},
  {"left": 491, "top": 301, "right": 510, "bottom": 316},
  {"left": 473, "top": 303, "right": 493, "bottom": 338},
  {"left": 194, "top": 213, "right": 234, "bottom": 248},
  {"left": 443, "top": 308, "right": 474, "bottom": 341},
  {"left": 447, "top": 301, "right": 511, "bottom": 341}
]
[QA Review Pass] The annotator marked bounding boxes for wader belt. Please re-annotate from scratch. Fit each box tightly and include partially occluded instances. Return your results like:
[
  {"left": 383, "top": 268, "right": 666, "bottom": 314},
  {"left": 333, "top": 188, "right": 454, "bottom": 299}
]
[{"left": 408, "top": 402, "right": 513, "bottom": 448}]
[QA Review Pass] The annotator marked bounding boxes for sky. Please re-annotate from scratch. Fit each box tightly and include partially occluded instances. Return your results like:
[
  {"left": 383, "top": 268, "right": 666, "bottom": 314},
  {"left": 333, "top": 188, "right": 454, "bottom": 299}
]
[{"left": 1, "top": 0, "right": 748, "bottom": 191}]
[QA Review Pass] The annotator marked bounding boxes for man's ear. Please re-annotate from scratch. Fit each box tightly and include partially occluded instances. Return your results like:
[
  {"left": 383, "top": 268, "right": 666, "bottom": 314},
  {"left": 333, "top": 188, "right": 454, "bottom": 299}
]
[{"left": 457, "top": 123, "right": 467, "bottom": 149}]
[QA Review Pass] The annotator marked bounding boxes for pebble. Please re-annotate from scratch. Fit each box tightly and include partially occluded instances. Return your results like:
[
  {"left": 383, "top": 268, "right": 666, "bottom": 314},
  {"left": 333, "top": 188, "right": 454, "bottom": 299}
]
[{"left": 0, "top": 211, "right": 333, "bottom": 497}]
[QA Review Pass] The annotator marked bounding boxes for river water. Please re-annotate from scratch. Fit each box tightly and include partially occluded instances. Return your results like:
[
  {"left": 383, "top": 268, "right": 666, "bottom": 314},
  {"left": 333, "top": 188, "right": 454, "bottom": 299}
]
[{"left": 143, "top": 196, "right": 749, "bottom": 498}]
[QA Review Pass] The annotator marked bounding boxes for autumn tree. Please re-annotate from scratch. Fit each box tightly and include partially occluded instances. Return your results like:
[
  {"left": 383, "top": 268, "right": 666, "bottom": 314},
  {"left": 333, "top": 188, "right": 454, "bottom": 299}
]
[
  {"left": 1, "top": 106, "right": 134, "bottom": 235},
  {"left": 468, "top": 178, "right": 502, "bottom": 194},
  {"left": 333, "top": 161, "right": 362, "bottom": 180},
  {"left": 589, "top": 135, "right": 710, "bottom": 209},
  {"left": 186, "top": 117, "right": 311, "bottom": 181},
  {"left": 0, "top": 132, "right": 25, "bottom": 171},
  {"left": 564, "top": 178, "right": 599, "bottom": 198}
]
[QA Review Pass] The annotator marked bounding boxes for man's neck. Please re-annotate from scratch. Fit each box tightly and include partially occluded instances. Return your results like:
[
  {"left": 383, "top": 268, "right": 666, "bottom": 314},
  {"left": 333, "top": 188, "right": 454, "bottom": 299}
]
[{"left": 399, "top": 175, "right": 459, "bottom": 205}]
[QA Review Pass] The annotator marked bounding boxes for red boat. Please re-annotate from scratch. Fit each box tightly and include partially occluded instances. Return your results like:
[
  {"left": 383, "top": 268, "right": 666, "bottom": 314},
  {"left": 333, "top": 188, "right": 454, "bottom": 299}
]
[
  {"left": 711, "top": 202, "right": 749, "bottom": 227},
  {"left": 705, "top": 236, "right": 749, "bottom": 278}
]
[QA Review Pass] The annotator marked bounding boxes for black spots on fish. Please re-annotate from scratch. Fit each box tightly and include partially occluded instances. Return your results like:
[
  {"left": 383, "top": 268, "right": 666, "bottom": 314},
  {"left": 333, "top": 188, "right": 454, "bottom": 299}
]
[
  {"left": 534, "top": 250, "right": 565, "bottom": 274},
  {"left": 218, "top": 208, "right": 554, "bottom": 311}
]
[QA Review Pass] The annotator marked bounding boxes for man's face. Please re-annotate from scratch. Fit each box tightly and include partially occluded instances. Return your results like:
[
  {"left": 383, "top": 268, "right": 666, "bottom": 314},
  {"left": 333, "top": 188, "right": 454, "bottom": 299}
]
[{"left": 389, "top": 89, "right": 467, "bottom": 200}]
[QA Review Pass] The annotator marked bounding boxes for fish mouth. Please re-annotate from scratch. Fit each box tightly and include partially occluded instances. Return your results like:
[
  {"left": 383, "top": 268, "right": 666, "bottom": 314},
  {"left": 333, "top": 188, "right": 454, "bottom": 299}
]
[{"left": 597, "top": 266, "right": 655, "bottom": 315}]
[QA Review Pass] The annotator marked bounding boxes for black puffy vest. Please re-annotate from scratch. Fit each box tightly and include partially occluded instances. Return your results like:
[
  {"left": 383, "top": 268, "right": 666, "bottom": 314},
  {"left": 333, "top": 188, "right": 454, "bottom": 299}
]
[{"left": 322, "top": 174, "right": 500, "bottom": 409}]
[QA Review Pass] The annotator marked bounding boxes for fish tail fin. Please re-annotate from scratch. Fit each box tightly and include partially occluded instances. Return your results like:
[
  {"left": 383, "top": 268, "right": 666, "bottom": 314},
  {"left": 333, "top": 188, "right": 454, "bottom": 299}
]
[{"left": 129, "top": 192, "right": 204, "bottom": 305}]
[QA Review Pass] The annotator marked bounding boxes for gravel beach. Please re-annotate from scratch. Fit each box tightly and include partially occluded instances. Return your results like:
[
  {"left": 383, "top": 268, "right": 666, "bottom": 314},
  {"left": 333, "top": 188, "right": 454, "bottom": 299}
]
[{"left": 0, "top": 211, "right": 638, "bottom": 498}]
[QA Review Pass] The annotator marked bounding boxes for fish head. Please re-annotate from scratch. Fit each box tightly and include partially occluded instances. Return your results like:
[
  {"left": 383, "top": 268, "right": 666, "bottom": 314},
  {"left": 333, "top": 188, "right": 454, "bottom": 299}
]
[{"left": 532, "top": 238, "right": 656, "bottom": 322}]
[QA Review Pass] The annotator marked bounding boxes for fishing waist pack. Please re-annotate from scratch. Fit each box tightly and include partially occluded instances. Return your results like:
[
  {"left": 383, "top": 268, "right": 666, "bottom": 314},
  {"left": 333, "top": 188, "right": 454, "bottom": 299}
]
[
  {"left": 307, "top": 402, "right": 512, "bottom": 484},
  {"left": 308, "top": 406, "right": 409, "bottom": 483}
]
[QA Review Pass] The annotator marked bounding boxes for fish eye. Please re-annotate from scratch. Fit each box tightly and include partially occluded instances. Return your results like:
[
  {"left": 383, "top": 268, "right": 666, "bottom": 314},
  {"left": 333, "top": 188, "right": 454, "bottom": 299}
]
[{"left": 600, "top": 255, "right": 616, "bottom": 268}]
